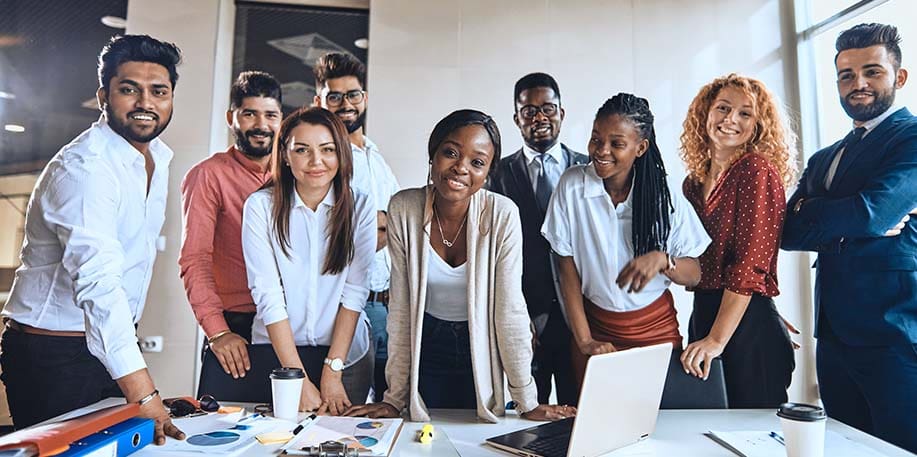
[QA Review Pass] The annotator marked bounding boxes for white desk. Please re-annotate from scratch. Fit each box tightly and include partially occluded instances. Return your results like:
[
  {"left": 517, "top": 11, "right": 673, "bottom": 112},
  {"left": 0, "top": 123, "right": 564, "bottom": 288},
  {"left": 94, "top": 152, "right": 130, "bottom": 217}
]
[{"left": 44, "top": 399, "right": 912, "bottom": 456}]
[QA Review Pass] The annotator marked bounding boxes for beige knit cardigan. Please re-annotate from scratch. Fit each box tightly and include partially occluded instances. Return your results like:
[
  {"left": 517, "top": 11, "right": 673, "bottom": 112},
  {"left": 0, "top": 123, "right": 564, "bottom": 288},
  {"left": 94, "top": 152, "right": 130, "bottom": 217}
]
[{"left": 382, "top": 186, "right": 539, "bottom": 422}]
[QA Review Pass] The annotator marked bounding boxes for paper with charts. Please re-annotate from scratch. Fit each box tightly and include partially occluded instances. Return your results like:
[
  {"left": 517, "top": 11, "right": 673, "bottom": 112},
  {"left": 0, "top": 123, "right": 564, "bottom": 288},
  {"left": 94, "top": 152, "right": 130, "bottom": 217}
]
[{"left": 284, "top": 416, "right": 403, "bottom": 457}]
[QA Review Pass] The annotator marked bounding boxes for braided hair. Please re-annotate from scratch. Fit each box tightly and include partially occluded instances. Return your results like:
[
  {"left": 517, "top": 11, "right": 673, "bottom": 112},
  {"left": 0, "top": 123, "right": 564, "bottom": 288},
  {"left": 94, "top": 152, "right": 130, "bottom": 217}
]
[{"left": 595, "top": 93, "right": 673, "bottom": 256}]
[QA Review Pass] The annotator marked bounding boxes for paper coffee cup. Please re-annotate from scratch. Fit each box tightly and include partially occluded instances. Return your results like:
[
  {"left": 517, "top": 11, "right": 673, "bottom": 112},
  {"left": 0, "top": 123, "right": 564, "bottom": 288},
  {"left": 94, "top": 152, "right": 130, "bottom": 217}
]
[
  {"left": 270, "top": 367, "right": 305, "bottom": 421},
  {"left": 777, "top": 402, "right": 827, "bottom": 457}
]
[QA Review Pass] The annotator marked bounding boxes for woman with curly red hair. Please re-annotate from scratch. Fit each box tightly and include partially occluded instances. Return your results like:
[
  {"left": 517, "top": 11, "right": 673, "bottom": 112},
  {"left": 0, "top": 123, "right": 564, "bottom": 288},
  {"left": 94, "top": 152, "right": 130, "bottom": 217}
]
[{"left": 679, "top": 74, "right": 798, "bottom": 408}]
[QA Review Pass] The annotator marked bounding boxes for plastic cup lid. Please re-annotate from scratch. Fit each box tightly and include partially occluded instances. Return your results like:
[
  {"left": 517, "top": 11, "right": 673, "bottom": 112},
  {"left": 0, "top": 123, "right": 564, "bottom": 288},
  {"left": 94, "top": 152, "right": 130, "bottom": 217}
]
[
  {"left": 270, "top": 367, "right": 305, "bottom": 379},
  {"left": 776, "top": 402, "right": 827, "bottom": 422}
]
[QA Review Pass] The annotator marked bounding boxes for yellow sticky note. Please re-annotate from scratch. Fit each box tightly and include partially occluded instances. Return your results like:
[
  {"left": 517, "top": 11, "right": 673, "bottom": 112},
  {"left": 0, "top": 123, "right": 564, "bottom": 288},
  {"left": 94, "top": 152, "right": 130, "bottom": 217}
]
[{"left": 255, "top": 431, "right": 294, "bottom": 445}]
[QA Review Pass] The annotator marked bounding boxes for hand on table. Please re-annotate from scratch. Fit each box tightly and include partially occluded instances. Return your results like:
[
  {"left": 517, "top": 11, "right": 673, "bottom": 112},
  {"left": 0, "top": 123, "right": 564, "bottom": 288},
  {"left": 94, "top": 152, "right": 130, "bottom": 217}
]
[
  {"left": 681, "top": 336, "right": 725, "bottom": 380},
  {"left": 141, "top": 394, "right": 185, "bottom": 445},
  {"left": 300, "top": 380, "right": 323, "bottom": 412},
  {"left": 521, "top": 404, "right": 577, "bottom": 421},
  {"left": 318, "top": 374, "right": 351, "bottom": 416},
  {"left": 344, "top": 402, "right": 401, "bottom": 418},
  {"left": 209, "top": 332, "right": 250, "bottom": 378}
]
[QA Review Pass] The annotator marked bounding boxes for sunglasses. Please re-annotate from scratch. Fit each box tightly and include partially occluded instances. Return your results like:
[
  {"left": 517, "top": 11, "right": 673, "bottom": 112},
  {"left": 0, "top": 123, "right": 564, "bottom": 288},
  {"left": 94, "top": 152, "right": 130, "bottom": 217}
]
[{"left": 163, "top": 395, "right": 221, "bottom": 418}]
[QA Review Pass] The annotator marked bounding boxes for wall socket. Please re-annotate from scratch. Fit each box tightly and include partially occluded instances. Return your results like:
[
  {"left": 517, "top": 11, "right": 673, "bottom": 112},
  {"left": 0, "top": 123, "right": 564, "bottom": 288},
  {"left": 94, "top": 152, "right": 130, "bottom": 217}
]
[{"left": 139, "top": 336, "right": 163, "bottom": 353}]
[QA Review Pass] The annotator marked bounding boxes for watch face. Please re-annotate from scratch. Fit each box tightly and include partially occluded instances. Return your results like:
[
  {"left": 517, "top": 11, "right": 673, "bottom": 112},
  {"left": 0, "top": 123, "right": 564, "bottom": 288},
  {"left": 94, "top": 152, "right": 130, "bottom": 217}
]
[{"left": 328, "top": 358, "right": 344, "bottom": 371}]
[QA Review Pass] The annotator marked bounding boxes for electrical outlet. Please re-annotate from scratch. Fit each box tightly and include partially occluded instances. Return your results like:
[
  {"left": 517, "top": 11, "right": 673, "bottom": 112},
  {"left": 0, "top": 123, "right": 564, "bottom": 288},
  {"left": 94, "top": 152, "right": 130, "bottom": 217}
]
[{"left": 140, "top": 336, "right": 163, "bottom": 353}]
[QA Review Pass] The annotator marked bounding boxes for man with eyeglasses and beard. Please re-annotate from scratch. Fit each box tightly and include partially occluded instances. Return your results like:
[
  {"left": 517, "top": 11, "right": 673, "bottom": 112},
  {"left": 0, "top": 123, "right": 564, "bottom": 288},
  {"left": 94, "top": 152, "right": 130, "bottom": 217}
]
[
  {"left": 179, "top": 71, "right": 281, "bottom": 399},
  {"left": 489, "top": 73, "right": 587, "bottom": 407},
  {"left": 0, "top": 35, "right": 184, "bottom": 445},
  {"left": 783, "top": 23, "right": 917, "bottom": 452},
  {"left": 313, "top": 53, "right": 399, "bottom": 403}
]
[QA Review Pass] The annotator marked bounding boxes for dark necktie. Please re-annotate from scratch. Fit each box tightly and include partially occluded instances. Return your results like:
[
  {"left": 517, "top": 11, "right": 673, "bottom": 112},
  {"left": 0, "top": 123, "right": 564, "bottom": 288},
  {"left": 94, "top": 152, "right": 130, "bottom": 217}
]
[
  {"left": 827, "top": 126, "right": 867, "bottom": 189},
  {"left": 535, "top": 154, "right": 552, "bottom": 211}
]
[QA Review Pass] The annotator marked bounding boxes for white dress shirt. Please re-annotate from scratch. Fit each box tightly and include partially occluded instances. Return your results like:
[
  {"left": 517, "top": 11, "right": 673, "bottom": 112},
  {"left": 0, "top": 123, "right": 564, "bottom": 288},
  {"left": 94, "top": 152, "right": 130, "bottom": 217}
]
[
  {"left": 541, "top": 163, "right": 711, "bottom": 312},
  {"left": 423, "top": 245, "right": 468, "bottom": 322},
  {"left": 522, "top": 142, "right": 566, "bottom": 193},
  {"left": 825, "top": 104, "right": 901, "bottom": 189},
  {"left": 2, "top": 118, "right": 172, "bottom": 379},
  {"left": 351, "top": 136, "right": 400, "bottom": 293},
  {"left": 243, "top": 187, "right": 375, "bottom": 366}
]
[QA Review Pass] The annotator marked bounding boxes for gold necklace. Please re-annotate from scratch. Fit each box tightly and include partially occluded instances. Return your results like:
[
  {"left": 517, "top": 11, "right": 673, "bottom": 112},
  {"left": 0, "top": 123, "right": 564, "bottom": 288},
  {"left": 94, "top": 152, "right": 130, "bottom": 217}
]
[{"left": 433, "top": 204, "right": 467, "bottom": 248}]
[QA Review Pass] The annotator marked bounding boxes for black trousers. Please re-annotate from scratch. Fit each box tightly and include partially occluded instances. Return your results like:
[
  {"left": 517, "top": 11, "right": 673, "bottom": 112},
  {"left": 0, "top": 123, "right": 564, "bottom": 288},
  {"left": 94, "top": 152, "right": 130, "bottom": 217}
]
[
  {"left": 197, "top": 311, "right": 255, "bottom": 401},
  {"left": 688, "top": 290, "right": 794, "bottom": 409},
  {"left": 532, "top": 306, "right": 578, "bottom": 405},
  {"left": 418, "top": 313, "right": 476, "bottom": 409},
  {"left": 0, "top": 326, "right": 123, "bottom": 429}
]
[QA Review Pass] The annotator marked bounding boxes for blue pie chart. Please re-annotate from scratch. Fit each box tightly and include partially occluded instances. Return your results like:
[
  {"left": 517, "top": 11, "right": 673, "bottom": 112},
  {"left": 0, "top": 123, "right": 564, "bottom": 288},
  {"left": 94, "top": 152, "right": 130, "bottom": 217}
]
[{"left": 187, "top": 431, "right": 241, "bottom": 446}]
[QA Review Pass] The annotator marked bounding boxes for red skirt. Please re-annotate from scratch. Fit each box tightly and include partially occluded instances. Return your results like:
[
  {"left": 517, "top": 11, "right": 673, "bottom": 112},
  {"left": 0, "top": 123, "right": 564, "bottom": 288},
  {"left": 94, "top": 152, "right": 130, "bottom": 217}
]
[{"left": 571, "top": 289, "right": 682, "bottom": 388}]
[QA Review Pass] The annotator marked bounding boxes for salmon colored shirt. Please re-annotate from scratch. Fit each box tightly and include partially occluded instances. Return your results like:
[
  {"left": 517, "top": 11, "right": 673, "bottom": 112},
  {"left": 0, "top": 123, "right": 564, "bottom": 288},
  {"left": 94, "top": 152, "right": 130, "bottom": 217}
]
[
  {"left": 683, "top": 153, "right": 785, "bottom": 297},
  {"left": 179, "top": 146, "right": 271, "bottom": 337}
]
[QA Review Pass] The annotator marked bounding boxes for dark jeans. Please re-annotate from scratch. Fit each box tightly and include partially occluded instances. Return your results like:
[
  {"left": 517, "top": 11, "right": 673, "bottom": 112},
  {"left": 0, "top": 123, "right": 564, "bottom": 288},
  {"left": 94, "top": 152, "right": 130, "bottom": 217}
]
[
  {"left": 365, "top": 299, "right": 388, "bottom": 402},
  {"left": 689, "top": 290, "right": 795, "bottom": 409},
  {"left": 817, "top": 321, "right": 917, "bottom": 453},
  {"left": 0, "top": 326, "right": 123, "bottom": 429},
  {"left": 418, "top": 313, "right": 476, "bottom": 409},
  {"left": 532, "top": 306, "right": 578, "bottom": 405}
]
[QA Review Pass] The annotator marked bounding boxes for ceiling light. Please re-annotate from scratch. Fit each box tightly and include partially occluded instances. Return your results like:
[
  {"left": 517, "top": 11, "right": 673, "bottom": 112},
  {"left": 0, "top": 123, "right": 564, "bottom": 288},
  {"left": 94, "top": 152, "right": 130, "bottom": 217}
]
[
  {"left": 0, "top": 91, "right": 14, "bottom": 100},
  {"left": 354, "top": 38, "right": 368, "bottom": 49},
  {"left": 101, "top": 16, "right": 127, "bottom": 29},
  {"left": 4, "top": 124, "right": 25, "bottom": 133}
]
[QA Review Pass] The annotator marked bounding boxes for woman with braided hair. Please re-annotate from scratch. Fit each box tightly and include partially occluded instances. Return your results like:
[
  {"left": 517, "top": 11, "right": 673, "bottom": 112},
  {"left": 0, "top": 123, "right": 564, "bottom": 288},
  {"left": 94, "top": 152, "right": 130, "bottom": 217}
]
[{"left": 541, "top": 93, "right": 711, "bottom": 388}]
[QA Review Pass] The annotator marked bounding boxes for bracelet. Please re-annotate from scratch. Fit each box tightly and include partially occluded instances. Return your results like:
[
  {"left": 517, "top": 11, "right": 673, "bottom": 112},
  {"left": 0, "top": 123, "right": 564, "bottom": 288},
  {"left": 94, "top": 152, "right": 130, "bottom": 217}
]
[
  {"left": 666, "top": 253, "right": 677, "bottom": 272},
  {"left": 208, "top": 330, "right": 232, "bottom": 345},
  {"left": 137, "top": 389, "right": 159, "bottom": 406}
]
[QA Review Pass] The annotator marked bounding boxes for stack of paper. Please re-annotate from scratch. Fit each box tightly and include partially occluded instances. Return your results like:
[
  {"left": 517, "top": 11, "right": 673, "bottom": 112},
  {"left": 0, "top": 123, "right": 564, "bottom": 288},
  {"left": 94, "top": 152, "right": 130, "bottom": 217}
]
[{"left": 281, "top": 416, "right": 403, "bottom": 457}]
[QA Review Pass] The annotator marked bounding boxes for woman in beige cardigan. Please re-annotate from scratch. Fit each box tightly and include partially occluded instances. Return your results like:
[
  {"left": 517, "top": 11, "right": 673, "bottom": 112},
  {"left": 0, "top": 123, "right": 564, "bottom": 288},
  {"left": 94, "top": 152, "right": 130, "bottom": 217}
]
[{"left": 346, "top": 110, "right": 572, "bottom": 422}]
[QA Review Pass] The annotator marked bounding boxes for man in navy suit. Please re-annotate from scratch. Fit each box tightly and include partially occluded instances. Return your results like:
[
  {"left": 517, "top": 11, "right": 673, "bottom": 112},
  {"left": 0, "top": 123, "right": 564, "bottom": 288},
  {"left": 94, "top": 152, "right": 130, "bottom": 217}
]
[
  {"left": 783, "top": 23, "right": 917, "bottom": 452},
  {"left": 489, "top": 73, "right": 588, "bottom": 406}
]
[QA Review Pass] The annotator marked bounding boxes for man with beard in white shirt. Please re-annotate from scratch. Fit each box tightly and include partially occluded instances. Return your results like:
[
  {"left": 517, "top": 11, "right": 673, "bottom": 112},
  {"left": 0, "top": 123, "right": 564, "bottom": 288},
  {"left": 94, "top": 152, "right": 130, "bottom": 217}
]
[
  {"left": 0, "top": 35, "right": 185, "bottom": 445},
  {"left": 313, "top": 53, "right": 399, "bottom": 402}
]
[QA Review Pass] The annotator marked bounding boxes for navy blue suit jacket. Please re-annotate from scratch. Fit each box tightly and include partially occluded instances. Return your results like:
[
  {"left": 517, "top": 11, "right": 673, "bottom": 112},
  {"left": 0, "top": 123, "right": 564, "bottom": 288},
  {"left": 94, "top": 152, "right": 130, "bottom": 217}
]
[
  {"left": 783, "top": 107, "right": 917, "bottom": 346},
  {"left": 488, "top": 144, "right": 588, "bottom": 333}
]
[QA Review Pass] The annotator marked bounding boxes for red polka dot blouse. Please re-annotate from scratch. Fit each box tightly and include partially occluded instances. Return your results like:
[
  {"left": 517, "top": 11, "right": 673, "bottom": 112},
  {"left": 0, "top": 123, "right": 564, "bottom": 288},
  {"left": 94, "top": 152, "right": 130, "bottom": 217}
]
[{"left": 683, "top": 153, "right": 786, "bottom": 297}]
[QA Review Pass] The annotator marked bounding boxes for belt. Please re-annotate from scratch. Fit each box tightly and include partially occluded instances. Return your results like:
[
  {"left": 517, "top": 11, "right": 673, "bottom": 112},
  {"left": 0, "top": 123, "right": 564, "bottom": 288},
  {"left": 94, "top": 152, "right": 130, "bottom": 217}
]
[
  {"left": 369, "top": 289, "right": 389, "bottom": 305},
  {"left": 4, "top": 319, "right": 86, "bottom": 338}
]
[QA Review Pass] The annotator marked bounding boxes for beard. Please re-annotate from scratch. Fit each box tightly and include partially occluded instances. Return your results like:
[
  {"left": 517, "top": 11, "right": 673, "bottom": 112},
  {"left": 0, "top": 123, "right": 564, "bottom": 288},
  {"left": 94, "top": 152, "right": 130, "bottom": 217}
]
[
  {"left": 524, "top": 124, "right": 558, "bottom": 153},
  {"left": 106, "top": 104, "right": 172, "bottom": 145},
  {"left": 335, "top": 108, "right": 365, "bottom": 134},
  {"left": 840, "top": 87, "right": 896, "bottom": 122},
  {"left": 234, "top": 127, "right": 274, "bottom": 158}
]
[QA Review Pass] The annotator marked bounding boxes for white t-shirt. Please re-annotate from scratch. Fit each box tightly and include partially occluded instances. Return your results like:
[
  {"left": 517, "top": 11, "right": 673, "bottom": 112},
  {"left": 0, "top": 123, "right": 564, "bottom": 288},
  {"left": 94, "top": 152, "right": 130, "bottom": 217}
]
[
  {"left": 423, "top": 244, "right": 468, "bottom": 322},
  {"left": 541, "top": 163, "right": 711, "bottom": 312}
]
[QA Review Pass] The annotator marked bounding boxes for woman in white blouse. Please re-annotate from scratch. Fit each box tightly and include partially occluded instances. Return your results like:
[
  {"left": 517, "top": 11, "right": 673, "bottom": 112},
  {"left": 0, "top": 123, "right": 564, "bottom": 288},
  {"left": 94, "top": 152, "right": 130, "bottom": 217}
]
[
  {"left": 346, "top": 110, "right": 571, "bottom": 422},
  {"left": 542, "top": 94, "right": 711, "bottom": 388},
  {"left": 242, "top": 107, "right": 376, "bottom": 415}
]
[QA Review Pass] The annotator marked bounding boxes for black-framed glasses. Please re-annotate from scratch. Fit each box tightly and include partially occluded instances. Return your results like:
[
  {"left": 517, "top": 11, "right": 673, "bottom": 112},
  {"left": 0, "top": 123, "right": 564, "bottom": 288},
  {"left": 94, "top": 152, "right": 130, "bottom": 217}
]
[
  {"left": 164, "top": 395, "right": 221, "bottom": 417},
  {"left": 324, "top": 90, "right": 365, "bottom": 107},
  {"left": 518, "top": 103, "right": 559, "bottom": 119}
]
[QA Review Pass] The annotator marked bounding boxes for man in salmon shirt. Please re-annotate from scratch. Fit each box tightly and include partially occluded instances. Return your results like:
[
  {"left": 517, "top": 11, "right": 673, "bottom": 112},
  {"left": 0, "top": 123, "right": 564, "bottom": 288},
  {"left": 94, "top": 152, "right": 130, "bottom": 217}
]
[{"left": 179, "top": 71, "right": 282, "bottom": 399}]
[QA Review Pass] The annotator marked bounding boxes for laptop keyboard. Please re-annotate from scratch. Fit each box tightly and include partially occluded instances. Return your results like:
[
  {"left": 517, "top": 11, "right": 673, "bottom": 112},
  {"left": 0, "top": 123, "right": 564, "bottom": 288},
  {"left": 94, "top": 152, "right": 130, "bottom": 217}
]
[{"left": 522, "top": 418, "right": 573, "bottom": 457}]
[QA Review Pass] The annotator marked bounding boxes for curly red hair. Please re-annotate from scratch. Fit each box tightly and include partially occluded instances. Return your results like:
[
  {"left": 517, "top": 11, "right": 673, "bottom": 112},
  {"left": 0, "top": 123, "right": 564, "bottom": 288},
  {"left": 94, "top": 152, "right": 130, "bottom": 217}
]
[{"left": 679, "top": 74, "right": 798, "bottom": 187}]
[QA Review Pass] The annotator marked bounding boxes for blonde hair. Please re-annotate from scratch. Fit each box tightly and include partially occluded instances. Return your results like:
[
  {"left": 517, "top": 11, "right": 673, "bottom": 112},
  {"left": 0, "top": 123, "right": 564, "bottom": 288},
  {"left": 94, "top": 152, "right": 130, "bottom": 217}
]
[{"left": 679, "top": 74, "right": 798, "bottom": 187}]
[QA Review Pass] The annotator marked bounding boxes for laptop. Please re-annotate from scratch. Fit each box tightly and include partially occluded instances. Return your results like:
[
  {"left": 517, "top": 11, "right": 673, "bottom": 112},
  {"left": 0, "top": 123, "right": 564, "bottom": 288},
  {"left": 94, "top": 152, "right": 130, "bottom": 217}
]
[{"left": 486, "top": 342, "right": 673, "bottom": 457}]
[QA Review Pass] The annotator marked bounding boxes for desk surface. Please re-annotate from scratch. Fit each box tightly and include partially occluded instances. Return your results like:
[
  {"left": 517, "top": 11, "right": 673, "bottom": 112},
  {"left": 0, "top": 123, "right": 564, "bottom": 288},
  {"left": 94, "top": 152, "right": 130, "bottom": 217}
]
[{"left": 45, "top": 399, "right": 911, "bottom": 456}]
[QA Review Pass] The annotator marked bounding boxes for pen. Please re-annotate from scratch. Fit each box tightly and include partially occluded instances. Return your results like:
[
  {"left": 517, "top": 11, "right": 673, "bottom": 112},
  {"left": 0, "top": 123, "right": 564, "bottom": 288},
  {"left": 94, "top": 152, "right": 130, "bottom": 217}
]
[
  {"left": 769, "top": 431, "right": 785, "bottom": 446},
  {"left": 292, "top": 413, "right": 318, "bottom": 435}
]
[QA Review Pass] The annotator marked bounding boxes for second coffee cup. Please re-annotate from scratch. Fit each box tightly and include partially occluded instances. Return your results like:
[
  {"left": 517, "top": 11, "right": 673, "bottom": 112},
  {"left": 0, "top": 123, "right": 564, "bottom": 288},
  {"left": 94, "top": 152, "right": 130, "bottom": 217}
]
[{"left": 271, "top": 367, "right": 305, "bottom": 421}]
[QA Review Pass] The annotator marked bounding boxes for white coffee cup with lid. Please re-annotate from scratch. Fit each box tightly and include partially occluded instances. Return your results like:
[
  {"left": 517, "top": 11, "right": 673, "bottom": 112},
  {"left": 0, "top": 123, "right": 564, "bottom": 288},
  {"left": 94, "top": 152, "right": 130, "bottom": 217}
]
[
  {"left": 776, "top": 402, "right": 827, "bottom": 457},
  {"left": 270, "top": 367, "right": 305, "bottom": 421}
]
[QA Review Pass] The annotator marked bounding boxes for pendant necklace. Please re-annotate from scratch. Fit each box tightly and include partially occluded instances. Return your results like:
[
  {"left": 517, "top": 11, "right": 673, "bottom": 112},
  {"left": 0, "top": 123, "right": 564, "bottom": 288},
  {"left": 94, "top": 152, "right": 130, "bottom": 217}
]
[{"left": 433, "top": 203, "right": 467, "bottom": 248}]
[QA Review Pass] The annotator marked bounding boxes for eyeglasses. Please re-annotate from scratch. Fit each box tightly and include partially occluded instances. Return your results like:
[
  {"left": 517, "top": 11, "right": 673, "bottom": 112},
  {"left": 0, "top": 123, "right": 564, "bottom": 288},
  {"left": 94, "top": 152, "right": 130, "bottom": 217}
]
[
  {"left": 518, "top": 103, "right": 559, "bottom": 119},
  {"left": 324, "top": 90, "right": 365, "bottom": 107},
  {"left": 163, "top": 395, "right": 221, "bottom": 418}
]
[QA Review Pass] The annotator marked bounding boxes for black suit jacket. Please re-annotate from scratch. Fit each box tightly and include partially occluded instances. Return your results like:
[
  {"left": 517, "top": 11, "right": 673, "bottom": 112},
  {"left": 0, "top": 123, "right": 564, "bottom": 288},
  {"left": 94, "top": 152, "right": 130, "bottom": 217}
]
[{"left": 489, "top": 144, "right": 589, "bottom": 334}]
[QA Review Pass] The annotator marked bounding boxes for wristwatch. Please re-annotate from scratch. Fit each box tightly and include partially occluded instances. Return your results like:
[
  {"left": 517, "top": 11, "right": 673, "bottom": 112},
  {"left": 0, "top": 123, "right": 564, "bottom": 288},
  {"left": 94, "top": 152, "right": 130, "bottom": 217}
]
[{"left": 324, "top": 357, "right": 344, "bottom": 372}]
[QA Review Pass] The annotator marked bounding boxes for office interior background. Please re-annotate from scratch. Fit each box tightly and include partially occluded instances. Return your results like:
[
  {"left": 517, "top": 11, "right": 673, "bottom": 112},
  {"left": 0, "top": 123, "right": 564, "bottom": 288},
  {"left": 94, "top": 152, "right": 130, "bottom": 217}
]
[{"left": 0, "top": 0, "right": 915, "bottom": 426}]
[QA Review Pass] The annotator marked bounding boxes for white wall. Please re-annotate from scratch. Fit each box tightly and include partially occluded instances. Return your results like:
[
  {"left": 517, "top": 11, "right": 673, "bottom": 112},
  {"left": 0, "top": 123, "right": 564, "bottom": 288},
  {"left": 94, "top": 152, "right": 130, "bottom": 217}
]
[{"left": 367, "top": 0, "right": 817, "bottom": 403}]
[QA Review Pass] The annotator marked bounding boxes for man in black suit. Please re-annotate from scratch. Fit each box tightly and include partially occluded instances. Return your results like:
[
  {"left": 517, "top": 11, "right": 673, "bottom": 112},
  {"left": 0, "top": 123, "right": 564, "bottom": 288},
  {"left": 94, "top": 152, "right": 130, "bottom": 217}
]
[{"left": 489, "top": 72, "right": 588, "bottom": 405}]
